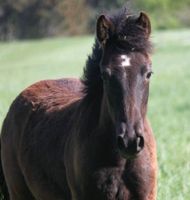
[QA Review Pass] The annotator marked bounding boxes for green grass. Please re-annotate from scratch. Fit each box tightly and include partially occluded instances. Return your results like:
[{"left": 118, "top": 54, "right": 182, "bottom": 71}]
[
  {"left": 150, "top": 30, "right": 190, "bottom": 199},
  {"left": 0, "top": 30, "right": 190, "bottom": 199}
]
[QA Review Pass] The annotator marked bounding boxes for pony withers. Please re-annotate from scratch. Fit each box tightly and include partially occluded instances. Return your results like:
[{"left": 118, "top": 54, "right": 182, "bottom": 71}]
[{"left": 0, "top": 8, "right": 157, "bottom": 200}]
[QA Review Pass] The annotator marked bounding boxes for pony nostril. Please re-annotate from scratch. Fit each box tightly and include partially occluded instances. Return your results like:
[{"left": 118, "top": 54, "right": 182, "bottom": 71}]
[{"left": 136, "top": 136, "right": 144, "bottom": 152}]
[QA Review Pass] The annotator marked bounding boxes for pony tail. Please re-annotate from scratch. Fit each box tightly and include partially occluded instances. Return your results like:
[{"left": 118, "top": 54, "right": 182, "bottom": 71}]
[{"left": 0, "top": 140, "right": 9, "bottom": 200}]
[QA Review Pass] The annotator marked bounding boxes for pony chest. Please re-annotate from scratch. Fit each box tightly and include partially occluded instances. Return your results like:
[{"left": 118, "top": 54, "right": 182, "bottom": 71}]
[{"left": 93, "top": 169, "right": 129, "bottom": 199}]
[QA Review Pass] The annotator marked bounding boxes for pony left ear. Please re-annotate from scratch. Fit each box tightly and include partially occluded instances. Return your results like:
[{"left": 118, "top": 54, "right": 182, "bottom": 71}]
[
  {"left": 136, "top": 12, "right": 151, "bottom": 37},
  {"left": 96, "top": 15, "right": 114, "bottom": 45}
]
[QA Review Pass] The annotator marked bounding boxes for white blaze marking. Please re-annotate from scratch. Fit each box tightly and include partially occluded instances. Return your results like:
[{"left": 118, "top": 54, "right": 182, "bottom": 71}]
[{"left": 121, "top": 55, "right": 131, "bottom": 67}]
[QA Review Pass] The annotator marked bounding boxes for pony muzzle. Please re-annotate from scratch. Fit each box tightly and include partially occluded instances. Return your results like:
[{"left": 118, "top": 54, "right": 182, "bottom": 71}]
[{"left": 117, "top": 134, "right": 144, "bottom": 158}]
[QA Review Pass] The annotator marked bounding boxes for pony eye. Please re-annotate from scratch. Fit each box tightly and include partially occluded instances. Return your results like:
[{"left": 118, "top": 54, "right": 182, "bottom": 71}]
[{"left": 146, "top": 71, "right": 153, "bottom": 79}]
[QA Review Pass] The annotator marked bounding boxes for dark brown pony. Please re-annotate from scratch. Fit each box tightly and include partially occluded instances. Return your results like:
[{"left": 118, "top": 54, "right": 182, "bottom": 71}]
[{"left": 0, "top": 8, "right": 157, "bottom": 200}]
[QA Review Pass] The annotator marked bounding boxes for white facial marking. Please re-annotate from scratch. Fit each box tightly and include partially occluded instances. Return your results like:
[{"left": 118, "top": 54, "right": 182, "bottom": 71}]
[{"left": 121, "top": 55, "right": 131, "bottom": 67}]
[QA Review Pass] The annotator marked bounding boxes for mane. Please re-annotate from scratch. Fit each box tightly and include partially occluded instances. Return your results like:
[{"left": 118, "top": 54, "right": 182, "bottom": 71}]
[
  {"left": 81, "top": 8, "right": 152, "bottom": 99},
  {"left": 81, "top": 40, "right": 103, "bottom": 100}
]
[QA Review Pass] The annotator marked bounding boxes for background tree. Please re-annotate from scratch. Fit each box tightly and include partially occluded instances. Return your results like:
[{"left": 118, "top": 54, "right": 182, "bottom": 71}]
[{"left": 0, "top": 0, "right": 189, "bottom": 40}]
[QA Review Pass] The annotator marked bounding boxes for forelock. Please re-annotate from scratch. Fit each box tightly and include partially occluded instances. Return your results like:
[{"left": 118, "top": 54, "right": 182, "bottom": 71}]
[{"left": 109, "top": 8, "right": 153, "bottom": 54}]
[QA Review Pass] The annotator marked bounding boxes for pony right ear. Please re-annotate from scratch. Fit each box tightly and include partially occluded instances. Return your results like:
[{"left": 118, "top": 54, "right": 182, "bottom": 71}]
[
  {"left": 96, "top": 15, "right": 114, "bottom": 45},
  {"left": 136, "top": 12, "right": 151, "bottom": 37}
]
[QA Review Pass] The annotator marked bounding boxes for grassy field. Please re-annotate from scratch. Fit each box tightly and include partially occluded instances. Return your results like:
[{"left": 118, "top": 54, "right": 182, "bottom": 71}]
[{"left": 0, "top": 30, "right": 190, "bottom": 199}]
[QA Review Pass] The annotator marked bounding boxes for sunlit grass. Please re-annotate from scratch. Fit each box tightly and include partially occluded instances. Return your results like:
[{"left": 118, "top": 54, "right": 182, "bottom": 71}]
[
  {"left": 0, "top": 29, "right": 190, "bottom": 199},
  {"left": 149, "top": 29, "right": 190, "bottom": 200}
]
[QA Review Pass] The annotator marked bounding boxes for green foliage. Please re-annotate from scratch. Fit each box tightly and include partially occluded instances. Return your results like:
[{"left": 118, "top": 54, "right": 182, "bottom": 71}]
[
  {"left": 0, "top": 0, "right": 61, "bottom": 39},
  {"left": 88, "top": 0, "right": 190, "bottom": 30},
  {"left": 0, "top": 0, "right": 91, "bottom": 40},
  {"left": 0, "top": 0, "right": 190, "bottom": 40},
  {"left": 133, "top": 0, "right": 190, "bottom": 29}
]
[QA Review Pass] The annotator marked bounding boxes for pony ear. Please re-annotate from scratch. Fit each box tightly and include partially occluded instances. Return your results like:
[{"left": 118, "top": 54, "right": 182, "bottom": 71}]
[
  {"left": 136, "top": 12, "right": 151, "bottom": 37},
  {"left": 96, "top": 15, "right": 114, "bottom": 45}
]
